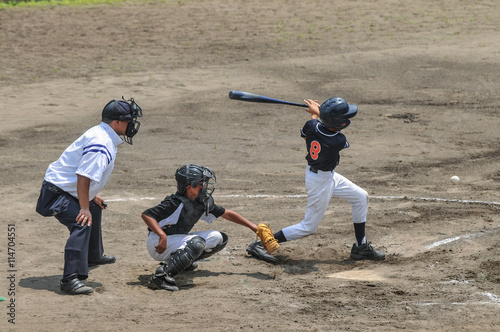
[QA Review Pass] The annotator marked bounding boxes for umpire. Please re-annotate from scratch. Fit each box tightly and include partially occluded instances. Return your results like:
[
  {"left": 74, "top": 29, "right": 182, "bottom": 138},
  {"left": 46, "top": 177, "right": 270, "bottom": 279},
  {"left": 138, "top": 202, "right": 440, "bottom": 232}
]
[{"left": 36, "top": 97, "right": 143, "bottom": 295}]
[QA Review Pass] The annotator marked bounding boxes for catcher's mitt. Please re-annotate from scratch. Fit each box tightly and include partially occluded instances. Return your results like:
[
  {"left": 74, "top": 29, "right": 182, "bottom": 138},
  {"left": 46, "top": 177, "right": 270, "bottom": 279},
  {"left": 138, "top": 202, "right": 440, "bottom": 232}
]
[{"left": 256, "top": 223, "right": 279, "bottom": 253}]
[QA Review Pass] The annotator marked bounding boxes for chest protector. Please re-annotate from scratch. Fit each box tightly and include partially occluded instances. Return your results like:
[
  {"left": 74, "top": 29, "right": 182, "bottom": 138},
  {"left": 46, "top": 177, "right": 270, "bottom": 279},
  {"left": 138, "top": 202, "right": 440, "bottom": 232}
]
[{"left": 161, "top": 195, "right": 212, "bottom": 235}]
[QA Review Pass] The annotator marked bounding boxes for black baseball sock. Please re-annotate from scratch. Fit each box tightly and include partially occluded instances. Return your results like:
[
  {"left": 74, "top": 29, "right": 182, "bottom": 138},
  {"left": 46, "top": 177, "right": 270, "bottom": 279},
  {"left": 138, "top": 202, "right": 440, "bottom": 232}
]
[
  {"left": 353, "top": 222, "right": 366, "bottom": 246},
  {"left": 274, "top": 230, "right": 287, "bottom": 243}
]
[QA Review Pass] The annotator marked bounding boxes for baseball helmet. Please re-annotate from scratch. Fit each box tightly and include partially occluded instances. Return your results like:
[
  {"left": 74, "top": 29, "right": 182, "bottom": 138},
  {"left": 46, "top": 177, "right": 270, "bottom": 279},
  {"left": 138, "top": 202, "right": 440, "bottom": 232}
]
[
  {"left": 102, "top": 97, "right": 143, "bottom": 145},
  {"left": 175, "top": 164, "right": 216, "bottom": 199},
  {"left": 319, "top": 97, "right": 358, "bottom": 130}
]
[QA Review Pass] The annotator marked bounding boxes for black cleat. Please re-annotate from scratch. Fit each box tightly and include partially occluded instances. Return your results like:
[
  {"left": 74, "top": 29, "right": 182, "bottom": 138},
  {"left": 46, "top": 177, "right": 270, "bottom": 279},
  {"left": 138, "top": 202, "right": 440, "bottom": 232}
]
[
  {"left": 147, "top": 274, "right": 179, "bottom": 292},
  {"left": 246, "top": 240, "right": 278, "bottom": 264},
  {"left": 89, "top": 254, "right": 116, "bottom": 266},
  {"left": 60, "top": 273, "right": 93, "bottom": 295},
  {"left": 350, "top": 243, "right": 386, "bottom": 261}
]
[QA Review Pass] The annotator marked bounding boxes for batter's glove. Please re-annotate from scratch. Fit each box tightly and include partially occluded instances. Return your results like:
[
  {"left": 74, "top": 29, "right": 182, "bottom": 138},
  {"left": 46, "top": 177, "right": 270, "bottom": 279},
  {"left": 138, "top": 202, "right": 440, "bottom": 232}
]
[{"left": 256, "top": 223, "right": 279, "bottom": 253}]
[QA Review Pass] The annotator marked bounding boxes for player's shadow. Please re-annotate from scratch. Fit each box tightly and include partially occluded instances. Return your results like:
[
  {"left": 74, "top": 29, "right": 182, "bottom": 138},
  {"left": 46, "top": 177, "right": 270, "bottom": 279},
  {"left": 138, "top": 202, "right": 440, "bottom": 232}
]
[
  {"left": 131, "top": 269, "right": 274, "bottom": 291},
  {"left": 269, "top": 256, "right": 355, "bottom": 275},
  {"left": 190, "top": 269, "right": 273, "bottom": 280},
  {"left": 19, "top": 275, "right": 102, "bottom": 295}
]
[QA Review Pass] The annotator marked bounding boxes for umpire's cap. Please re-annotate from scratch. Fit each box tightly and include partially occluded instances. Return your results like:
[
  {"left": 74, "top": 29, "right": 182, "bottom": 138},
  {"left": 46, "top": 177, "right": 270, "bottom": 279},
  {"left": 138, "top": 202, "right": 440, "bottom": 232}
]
[{"left": 102, "top": 100, "right": 133, "bottom": 122}]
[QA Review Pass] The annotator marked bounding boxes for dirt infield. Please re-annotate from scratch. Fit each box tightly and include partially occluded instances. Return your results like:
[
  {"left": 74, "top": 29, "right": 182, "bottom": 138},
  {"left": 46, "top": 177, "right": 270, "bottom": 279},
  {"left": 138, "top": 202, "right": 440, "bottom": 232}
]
[{"left": 1, "top": 0, "right": 500, "bottom": 331}]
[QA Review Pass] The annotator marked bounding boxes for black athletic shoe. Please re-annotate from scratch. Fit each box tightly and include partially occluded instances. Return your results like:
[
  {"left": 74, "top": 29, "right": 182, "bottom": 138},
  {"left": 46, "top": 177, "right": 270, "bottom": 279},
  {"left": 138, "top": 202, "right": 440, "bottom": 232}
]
[
  {"left": 350, "top": 243, "right": 386, "bottom": 261},
  {"left": 60, "top": 273, "right": 93, "bottom": 295},
  {"left": 89, "top": 254, "right": 116, "bottom": 266},
  {"left": 147, "top": 274, "right": 179, "bottom": 292},
  {"left": 246, "top": 240, "right": 278, "bottom": 264}
]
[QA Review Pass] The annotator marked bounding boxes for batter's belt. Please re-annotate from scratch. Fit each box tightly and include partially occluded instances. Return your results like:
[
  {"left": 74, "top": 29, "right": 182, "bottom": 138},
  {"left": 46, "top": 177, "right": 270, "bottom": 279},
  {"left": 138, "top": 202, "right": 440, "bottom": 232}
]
[{"left": 309, "top": 166, "right": 334, "bottom": 173}]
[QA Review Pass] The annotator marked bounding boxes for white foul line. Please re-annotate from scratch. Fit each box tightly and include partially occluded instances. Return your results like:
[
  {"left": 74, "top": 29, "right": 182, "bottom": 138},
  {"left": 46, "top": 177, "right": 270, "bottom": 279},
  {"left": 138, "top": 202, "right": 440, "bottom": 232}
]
[
  {"left": 373, "top": 195, "right": 500, "bottom": 206},
  {"left": 479, "top": 292, "right": 500, "bottom": 303},
  {"left": 107, "top": 194, "right": 500, "bottom": 206},
  {"left": 106, "top": 197, "right": 158, "bottom": 202},
  {"left": 416, "top": 292, "right": 500, "bottom": 306},
  {"left": 218, "top": 194, "right": 500, "bottom": 206},
  {"left": 425, "top": 234, "right": 475, "bottom": 250},
  {"left": 425, "top": 225, "right": 500, "bottom": 250}
]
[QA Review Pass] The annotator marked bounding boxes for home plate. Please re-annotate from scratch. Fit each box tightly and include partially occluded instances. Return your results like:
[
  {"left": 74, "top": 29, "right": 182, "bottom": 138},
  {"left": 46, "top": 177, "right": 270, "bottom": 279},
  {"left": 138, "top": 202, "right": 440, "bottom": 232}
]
[{"left": 327, "top": 270, "right": 386, "bottom": 281}]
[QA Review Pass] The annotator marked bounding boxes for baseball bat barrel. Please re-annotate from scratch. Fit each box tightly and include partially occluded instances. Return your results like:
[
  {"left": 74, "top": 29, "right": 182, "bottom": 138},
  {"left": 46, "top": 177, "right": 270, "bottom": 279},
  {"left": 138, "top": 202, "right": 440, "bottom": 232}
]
[{"left": 229, "top": 90, "right": 307, "bottom": 108}]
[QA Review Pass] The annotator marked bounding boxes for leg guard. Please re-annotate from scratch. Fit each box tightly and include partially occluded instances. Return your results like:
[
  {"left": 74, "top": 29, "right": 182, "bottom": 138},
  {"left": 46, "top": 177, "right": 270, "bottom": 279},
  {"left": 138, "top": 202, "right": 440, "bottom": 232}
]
[
  {"left": 198, "top": 232, "right": 228, "bottom": 260},
  {"left": 148, "top": 236, "right": 206, "bottom": 292},
  {"left": 163, "top": 236, "right": 206, "bottom": 277}
]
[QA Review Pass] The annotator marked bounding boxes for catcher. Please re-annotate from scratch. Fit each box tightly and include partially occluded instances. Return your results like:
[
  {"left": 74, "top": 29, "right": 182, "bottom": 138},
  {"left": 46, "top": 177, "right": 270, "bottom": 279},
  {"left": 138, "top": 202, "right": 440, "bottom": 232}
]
[{"left": 142, "top": 164, "right": 278, "bottom": 291}]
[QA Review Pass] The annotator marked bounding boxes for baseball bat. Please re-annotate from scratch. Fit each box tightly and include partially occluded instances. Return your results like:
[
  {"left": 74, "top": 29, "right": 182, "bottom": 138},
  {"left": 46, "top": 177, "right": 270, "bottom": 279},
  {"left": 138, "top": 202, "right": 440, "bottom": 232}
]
[{"left": 229, "top": 90, "right": 307, "bottom": 108}]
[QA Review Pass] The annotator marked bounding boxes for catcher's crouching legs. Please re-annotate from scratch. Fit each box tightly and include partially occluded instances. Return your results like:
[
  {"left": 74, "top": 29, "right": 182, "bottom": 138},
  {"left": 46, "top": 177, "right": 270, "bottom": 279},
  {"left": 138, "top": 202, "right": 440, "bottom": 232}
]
[
  {"left": 148, "top": 236, "right": 206, "bottom": 291},
  {"left": 197, "top": 232, "right": 228, "bottom": 260},
  {"left": 184, "top": 232, "right": 228, "bottom": 272}
]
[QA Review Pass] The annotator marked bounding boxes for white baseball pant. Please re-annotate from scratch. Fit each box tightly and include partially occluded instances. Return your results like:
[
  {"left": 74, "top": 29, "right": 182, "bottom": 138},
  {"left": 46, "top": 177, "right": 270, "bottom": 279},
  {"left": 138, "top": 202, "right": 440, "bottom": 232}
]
[
  {"left": 146, "top": 230, "right": 223, "bottom": 261},
  {"left": 281, "top": 166, "right": 368, "bottom": 241}
]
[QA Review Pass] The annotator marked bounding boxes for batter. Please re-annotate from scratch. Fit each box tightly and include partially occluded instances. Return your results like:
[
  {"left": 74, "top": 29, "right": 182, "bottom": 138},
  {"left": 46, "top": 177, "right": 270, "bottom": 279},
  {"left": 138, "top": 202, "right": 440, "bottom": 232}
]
[{"left": 247, "top": 97, "right": 386, "bottom": 263}]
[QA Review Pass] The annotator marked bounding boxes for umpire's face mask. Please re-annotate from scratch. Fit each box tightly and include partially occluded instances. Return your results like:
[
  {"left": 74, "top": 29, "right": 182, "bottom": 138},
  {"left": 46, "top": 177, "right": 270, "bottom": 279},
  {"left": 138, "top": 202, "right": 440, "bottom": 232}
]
[
  {"left": 123, "top": 99, "right": 143, "bottom": 145},
  {"left": 123, "top": 119, "right": 141, "bottom": 145}
]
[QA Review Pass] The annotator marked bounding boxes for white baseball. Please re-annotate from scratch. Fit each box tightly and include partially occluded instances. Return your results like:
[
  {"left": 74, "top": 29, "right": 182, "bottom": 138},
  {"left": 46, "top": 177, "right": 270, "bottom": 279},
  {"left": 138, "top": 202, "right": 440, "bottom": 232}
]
[{"left": 450, "top": 176, "right": 460, "bottom": 184}]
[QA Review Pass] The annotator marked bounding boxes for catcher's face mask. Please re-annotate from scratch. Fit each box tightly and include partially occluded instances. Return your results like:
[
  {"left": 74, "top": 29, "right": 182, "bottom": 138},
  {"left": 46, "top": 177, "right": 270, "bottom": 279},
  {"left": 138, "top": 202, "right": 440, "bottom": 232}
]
[
  {"left": 197, "top": 168, "right": 216, "bottom": 203},
  {"left": 196, "top": 167, "right": 216, "bottom": 215}
]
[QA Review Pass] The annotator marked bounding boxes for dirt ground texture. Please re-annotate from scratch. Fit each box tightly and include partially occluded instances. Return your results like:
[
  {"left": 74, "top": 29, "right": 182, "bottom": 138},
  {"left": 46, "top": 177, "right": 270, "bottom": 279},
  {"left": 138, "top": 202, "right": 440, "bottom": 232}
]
[{"left": 1, "top": 0, "right": 500, "bottom": 331}]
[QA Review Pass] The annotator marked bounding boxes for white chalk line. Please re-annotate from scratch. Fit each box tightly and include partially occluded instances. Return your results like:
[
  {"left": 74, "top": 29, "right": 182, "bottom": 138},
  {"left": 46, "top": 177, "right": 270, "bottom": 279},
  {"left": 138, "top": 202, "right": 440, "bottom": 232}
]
[
  {"left": 106, "top": 197, "right": 158, "bottom": 202},
  {"left": 107, "top": 194, "right": 500, "bottom": 206},
  {"left": 479, "top": 292, "right": 500, "bottom": 303},
  {"left": 219, "top": 194, "right": 500, "bottom": 206},
  {"left": 374, "top": 195, "right": 500, "bottom": 206},
  {"left": 416, "top": 292, "right": 500, "bottom": 306},
  {"left": 425, "top": 233, "right": 474, "bottom": 249}
]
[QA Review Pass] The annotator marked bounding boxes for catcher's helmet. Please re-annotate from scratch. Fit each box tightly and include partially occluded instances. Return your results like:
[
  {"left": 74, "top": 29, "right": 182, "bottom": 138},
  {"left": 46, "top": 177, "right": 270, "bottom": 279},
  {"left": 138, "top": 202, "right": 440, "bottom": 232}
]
[
  {"left": 319, "top": 97, "right": 358, "bottom": 130},
  {"left": 175, "top": 164, "right": 216, "bottom": 199},
  {"left": 102, "top": 97, "right": 143, "bottom": 145}
]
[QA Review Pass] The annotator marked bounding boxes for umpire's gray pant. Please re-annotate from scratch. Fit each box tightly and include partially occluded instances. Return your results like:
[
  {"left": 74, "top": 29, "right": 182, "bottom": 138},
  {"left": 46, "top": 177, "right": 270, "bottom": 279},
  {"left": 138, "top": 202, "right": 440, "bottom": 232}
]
[
  {"left": 37, "top": 181, "right": 105, "bottom": 281},
  {"left": 56, "top": 197, "right": 104, "bottom": 280}
]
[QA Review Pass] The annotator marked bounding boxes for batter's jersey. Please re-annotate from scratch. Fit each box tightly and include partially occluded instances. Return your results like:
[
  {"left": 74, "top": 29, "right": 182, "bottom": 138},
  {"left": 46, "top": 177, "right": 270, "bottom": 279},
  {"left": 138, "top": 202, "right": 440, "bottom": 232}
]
[
  {"left": 44, "top": 122, "right": 124, "bottom": 200},
  {"left": 301, "top": 119, "right": 349, "bottom": 172},
  {"left": 143, "top": 194, "right": 226, "bottom": 235}
]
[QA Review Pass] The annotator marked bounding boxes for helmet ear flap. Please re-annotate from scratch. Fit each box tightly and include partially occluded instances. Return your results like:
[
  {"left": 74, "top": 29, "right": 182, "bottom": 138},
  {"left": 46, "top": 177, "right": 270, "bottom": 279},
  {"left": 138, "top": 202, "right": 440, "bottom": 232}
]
[
  {"left": 175, "top": 164, "right": 189, "bottom": 195},
  {"left": 336, "top": 119, "right": 351, "bottom": 130}
]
